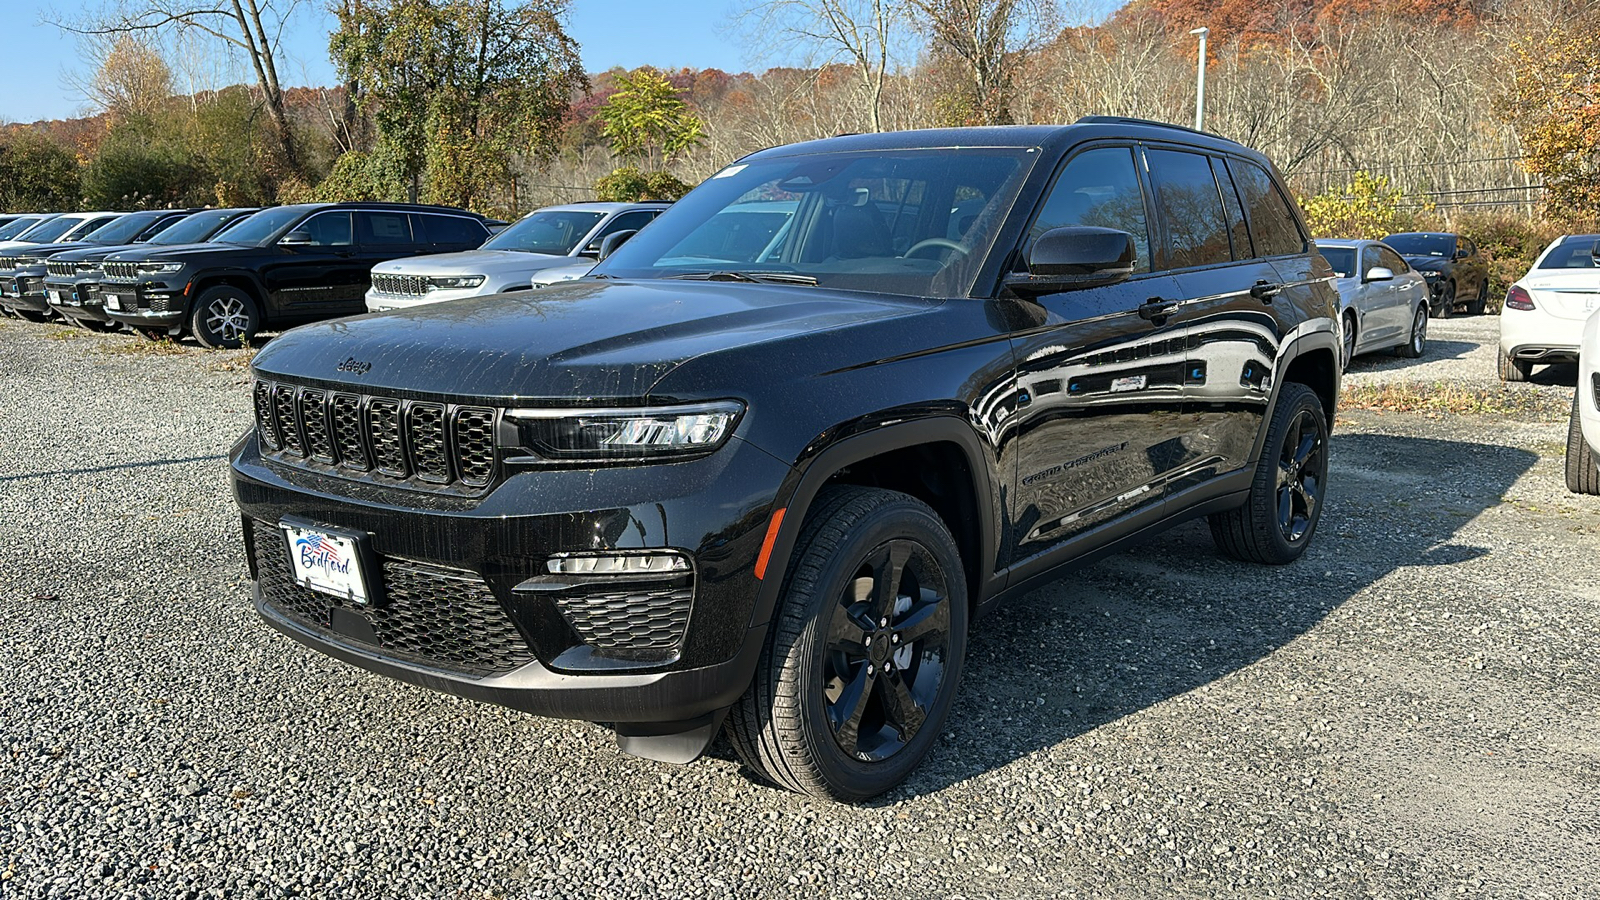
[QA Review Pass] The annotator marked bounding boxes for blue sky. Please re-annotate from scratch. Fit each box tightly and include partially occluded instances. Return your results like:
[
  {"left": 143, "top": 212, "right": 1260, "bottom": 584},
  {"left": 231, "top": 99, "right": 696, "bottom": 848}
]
[{"left": 1, "top": 0, "right": 1122, "bottom": 124}]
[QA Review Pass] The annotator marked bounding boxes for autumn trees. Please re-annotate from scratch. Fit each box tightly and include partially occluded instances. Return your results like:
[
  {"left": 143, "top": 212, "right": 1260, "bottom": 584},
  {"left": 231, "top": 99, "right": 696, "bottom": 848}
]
[{"left": 1501, "top": 2, "right": 1600, "bottom": 217}]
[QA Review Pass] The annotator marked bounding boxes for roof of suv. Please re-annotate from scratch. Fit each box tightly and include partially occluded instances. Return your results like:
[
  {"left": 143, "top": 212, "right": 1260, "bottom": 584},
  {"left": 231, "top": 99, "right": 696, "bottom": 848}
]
[
  {"left": 529, "top": 202, "right": 672, "bottom": 215},
  {"left": 746, "top": 116, "right": 1259, "bottom": 164},
  {"left": 271, "top": 201, "right": 490, "bottom": 218}
]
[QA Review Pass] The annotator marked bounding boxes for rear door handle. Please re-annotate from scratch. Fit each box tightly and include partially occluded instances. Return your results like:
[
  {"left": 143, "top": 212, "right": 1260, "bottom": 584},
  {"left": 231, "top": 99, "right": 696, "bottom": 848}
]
[
  {"left": 1250, "top": 280, "right": 1283, "bottom": 302},
  {"left": 1138, "top": 297, "right": 1180, "bottom": 322}
]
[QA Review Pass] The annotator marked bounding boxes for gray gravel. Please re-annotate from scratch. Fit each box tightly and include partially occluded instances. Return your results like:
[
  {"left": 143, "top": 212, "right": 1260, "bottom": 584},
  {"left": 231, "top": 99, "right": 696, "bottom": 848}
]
[{"left": 2, "top": 317, "right": 1598, "bottom": 899}]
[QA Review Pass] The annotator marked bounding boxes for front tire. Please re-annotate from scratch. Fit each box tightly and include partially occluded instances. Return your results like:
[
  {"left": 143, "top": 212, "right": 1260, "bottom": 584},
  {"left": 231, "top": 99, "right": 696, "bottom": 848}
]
[
  {"left": 726, "top": 486, "right": 968, "bottom": 801},
  {"left": 1566, "top": 391, "right": 1600, "bottom": 495},
  {"left": 1395, "top": 303, "right": 1427, "bottom": 358},
  {"left": 1209, "top": 382, "right": 1329, "bottom": 565},
  {"left": 1432, "top": 280, "right": 1455, "bottom": 318},
  {"left": 1467, "top": 279, "right": 1488, "bottom": 316},
  {"left": 1497, "top": 347, "right": 1531, "bottom": 383},
  {"left": 1341, "top": 312, "right": 1357, "bottom": 371},
  {"left": 190, "top": 286, "right": 259, "bottom": 350}
]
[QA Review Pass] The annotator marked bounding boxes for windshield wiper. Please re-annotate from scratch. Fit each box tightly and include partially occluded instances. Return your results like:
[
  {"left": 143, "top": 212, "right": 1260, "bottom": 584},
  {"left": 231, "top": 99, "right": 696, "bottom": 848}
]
[{"left": 666, "top": 271, "right": 819, "bottom": 286}]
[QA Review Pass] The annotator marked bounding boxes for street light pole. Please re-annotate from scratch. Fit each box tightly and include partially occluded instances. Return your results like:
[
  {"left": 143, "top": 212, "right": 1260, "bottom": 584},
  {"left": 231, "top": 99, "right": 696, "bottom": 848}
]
[{"left": 1190, "top": 26, "right": 1210, "bottom": 131}]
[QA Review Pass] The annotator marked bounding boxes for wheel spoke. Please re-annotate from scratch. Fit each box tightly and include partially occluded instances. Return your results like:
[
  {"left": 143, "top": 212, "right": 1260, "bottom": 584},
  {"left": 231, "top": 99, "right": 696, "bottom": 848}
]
[
  {"left": 827, "top": 605, "right": 872, "bottom": 657},
  {"left": 895, "top": 593, "right": 948, "bottom": 646},
  {"left": 877, "top": 669, "right": 927, "bottom": 741},
  {"left": 828, "top": 665, "right": 875, "bottom": 757},
  {"left": 1277, "top": 484, "right": 1294, "bottom": 528},
  {"left": 870, "top": 542, "right": 909, "bottom": 622}
]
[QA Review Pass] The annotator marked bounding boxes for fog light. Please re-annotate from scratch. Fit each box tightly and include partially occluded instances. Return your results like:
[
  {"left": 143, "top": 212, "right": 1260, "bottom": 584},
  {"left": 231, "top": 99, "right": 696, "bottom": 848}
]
[{"left": 547, "top": 551, "right": 691, "bottom": 576}]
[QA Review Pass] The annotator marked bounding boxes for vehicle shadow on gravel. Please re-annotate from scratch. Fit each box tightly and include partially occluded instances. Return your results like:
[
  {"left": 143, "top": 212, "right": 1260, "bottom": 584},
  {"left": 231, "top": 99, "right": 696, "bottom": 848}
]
[
  {"left": 1347, "top": 340, "right": 1476, "bottom": 373},
  {"left": 876, "top": 431, "right": 1538, "bottom": 800}
]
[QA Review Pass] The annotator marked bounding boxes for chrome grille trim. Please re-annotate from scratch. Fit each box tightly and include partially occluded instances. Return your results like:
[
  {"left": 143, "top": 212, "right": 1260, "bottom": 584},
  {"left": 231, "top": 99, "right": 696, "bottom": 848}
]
[
  {"left": 103, "top": 261, "right": 140, "bottom": 280},
  {"left": 370, "top": 273, "right": 431, "bottom": 297},
  {"left": 252, "top": 379, "right": 498, "bottom": 492}
]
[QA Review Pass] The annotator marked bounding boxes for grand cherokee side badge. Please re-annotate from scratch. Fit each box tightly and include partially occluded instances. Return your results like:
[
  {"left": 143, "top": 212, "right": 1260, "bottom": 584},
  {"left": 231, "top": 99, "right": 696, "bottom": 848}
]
[{"left": 336, "top": 357, "right": 372, "bottom": 375}]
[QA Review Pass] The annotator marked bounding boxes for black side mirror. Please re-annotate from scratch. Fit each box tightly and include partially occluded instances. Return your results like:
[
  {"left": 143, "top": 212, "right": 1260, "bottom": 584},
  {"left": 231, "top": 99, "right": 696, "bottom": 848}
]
[
  {"left": 1004, "top": 226, "right": 1136, "bottom": 296},
  {"left": 597, "top": 229, "right": 638, "bottom": 261},
  {"left": 279, "top": 228, "right": 314, "bottom": 247}
]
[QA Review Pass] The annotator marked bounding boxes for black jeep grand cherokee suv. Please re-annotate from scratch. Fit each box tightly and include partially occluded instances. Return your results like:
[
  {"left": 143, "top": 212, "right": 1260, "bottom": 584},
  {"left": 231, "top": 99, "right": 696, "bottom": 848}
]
[
  {"left": 101, "top": 202, "right": 492, "bottom": 348},
  {"left": 231, "top": 118, "right": 1340, "bottom": 800}
]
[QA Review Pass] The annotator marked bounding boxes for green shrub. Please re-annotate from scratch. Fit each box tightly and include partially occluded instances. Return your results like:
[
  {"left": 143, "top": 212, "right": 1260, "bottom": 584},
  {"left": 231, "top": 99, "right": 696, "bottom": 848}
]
[
  {"left": 1299, "top": 172, "right": 1426, "bottom": 240},
  {"left": 594, "top": 166, "right": 691, "bottom": 202}
]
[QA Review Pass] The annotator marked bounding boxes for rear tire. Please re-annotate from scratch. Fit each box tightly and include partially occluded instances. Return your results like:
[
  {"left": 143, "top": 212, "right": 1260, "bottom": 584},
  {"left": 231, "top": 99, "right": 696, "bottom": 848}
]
[
  {"left": 1394, "top": 303, "right": 1427, "bottom": 358},
  {"left": 1340, "top": 312, "right": 1357, "bottom": 371},
  {"left": 1565, "top": 391, "right": 1600, "bottom": 495},
  {"left": 1209, "top": 382, "right": 1329, "bottom": 565},
  {"left": 1497, "top": 347, "right": 1531, "bottom": 383},
  {"left": 190, "top": 285, "right": 259, "bottom": 350},
  {"left": 1467, "top": 279, "right": 1488, "bottom": 316},
  {"left": 726, "top": 486, "right": 968, "bottom": 801}
]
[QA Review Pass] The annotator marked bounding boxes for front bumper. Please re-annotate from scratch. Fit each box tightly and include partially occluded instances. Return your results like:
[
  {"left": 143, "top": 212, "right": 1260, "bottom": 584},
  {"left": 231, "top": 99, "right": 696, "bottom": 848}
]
[
  {"left": 45, "top": 278, "right": 112, "bottom": 322},
  {"left": 101, "top": 281, "right": 187, "bottom": 328},
  {"left": 230, "top": 431, "right": 791, "bottom": 724},
  {"left": 0, "top": 274, "right": 48, "bottom": 311},
  {"left": 364, "top": 284, "right": 491, "bottom": 312}
]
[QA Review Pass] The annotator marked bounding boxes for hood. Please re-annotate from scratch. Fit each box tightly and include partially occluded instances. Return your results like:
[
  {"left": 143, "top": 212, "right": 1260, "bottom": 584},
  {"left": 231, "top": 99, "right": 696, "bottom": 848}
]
[
  {"left": 48, "top": 242, "right": 150, "bottom": 264},
  {"left": 1404, "top": 256, "right": 1449, "bottom": 272},
  {"left": 14, "top": 240, "right": 100, "bottom": 260},
  {"left": 102, "top": 242, "right": 255, "bottom": 263},
  {"left": 529, "top": 260, "right": 597, "bottom": 285},
  {"left": 372, "top": 249, "right": 572, "bottom": 277},
  {"left": 252, "top": 278, "right": 934, "bottom": 401}
]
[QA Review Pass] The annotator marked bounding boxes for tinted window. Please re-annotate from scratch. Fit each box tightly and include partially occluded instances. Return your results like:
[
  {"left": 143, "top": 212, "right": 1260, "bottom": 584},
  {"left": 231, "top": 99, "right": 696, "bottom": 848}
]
[
  {"left": 1381, "top": 233, "right": 1454, "bottom": 257},
  {"left": 357, "top": 211, "right": 412, "bottom": 245},
  {"left": 297, "top": 211, "right": 352, "bottom": 247},
  {"left": 66, "top": 216, "right": 121, "bottom": 239},
  {"left": 1231, "top": 160, "right": 1305, "bottom": 257},
  {"left": 1030, "top": 146, "right": 1151, "bottom": 274},
  {"left": 1538, "top": 236, "right": 1600, "bottom": 269},
  {"left": 593, "top": 210, "right": 658, "bottom": 243},
  {"left": 1376, "top": 245, "right": 1408, "bottom": 273},
  {"left": 1146, "top": 149, "right": 1231, "bottom": 269},
  {"left": 1360, "top": 244, "right": 1380, "bottom": 276},
  {"left": 0, "top": 217, "right": 47, "bottom": 240},
  {"left": 84, "top": 212, "right": 168, "bottom": 244},
  {"left": 150, "top": 209, "right": 254, "bottom": 245},
  {"left": 1210, "top": 157, "right": 1252, "bottom": 258},
  {"left": 221, "top": 207, "right": 305, "bottom": 246},
  {"left": 417, "top": 214, "right": 488, "bottom": 247},
  {"left": 17, "top": 216, "right": 88, "bottom": 243},
  {"left": 1319, "top": 246, "right": 1355, "bottom": 278}
]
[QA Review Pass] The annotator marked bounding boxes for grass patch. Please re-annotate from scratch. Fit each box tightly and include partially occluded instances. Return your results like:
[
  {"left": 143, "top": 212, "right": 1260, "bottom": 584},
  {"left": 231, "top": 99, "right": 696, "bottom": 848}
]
[
  {"left": 100, "top": 335, "right": 189, "bottom": 357},
  {"left": 1340, "top": 381, "right": 1568, "bottom": 419},
  {"left": 45, "top": 327, "right": 81, "bottom": 340}
]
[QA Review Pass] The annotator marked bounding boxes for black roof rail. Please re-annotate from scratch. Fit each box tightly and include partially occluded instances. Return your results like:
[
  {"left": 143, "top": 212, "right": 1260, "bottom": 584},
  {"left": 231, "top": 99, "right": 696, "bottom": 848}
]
[{"left": 1073, "top": 115, "right": 1225, "bottom": 141}]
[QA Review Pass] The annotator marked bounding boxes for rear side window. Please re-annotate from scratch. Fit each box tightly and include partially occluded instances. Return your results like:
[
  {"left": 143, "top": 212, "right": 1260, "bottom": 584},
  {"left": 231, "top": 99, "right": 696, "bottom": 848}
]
[
  {"left": 1209, "top": 157, "right": 1252, "bottom": 259},
  {"left": 357, "top": 211, "right": 412, "bottom": 245},
  {"left": 1029, "top": 146, "right": 1151, "bottom": 274},
  {"left": 1229, "top": 159, "right": 1305, "bottom": 257},
  {"left": 1145, "top": 148, "right": 1231, "bottom": 269},
  {"left": 415, "top": 214, "right": 488, "bottom": 247},
  {"left": 594, "top": 210, "right": 658, "bottom": 243}
]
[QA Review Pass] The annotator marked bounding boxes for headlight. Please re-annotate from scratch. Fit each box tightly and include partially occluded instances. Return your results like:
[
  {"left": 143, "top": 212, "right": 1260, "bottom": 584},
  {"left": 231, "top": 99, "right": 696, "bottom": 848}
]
[
  {"left": 428, "top": 275, "right": 485, "bottom": 290},
  {"left": 505, "top": 400, "right": 744, "bottom": 462},
  {"left": 136, "top": 262, "right": 185, "bottom": 275}
]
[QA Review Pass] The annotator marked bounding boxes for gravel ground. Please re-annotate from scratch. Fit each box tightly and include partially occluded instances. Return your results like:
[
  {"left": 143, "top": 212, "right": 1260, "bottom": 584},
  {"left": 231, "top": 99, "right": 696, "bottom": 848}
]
[{"left": 2, "top": 316, "right": 1597, "bottom": 899}]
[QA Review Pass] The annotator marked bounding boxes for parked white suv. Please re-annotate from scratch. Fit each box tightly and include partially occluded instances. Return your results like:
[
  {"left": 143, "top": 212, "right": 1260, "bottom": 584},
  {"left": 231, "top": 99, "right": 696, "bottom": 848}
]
[{"left": 364, "top": 202, "right": 668, "bottom": 311}]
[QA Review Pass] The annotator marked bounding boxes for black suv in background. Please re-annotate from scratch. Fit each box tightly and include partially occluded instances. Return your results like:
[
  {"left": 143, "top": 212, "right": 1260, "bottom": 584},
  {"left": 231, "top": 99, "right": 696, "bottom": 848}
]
[
  {"left": 231, "top": 119, "right": 1340, "bottom": 800},
  {"left": 0, "top": 211, "right": 190, "bottom": 321},
  {"left": 1382, "top": 231, "right": 1490, "bottom": 316},
  {"left": 101, "top": 202, "right": 492, "bottom": 348},
  {"left": 46, "top": 208, "right": 260, "bottom": 331}
]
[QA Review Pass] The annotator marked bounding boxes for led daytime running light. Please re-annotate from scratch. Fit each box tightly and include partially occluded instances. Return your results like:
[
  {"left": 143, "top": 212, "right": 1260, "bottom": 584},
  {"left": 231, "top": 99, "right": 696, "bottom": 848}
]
[{"left": 547, "top": 551, "right": 691, "bottom": 576}]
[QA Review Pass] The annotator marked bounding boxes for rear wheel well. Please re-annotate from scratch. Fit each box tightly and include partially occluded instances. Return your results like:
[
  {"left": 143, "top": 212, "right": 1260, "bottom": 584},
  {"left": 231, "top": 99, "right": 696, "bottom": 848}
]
[
  {"left": 819, "top": 441, "right": 982, "bottom": 606},
  {"left": 1284, "top": 347, "right": 1337, "bottom": 424}
]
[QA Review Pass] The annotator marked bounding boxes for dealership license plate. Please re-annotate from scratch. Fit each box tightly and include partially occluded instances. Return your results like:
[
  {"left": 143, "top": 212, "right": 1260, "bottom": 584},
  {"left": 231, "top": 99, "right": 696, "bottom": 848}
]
[
  {"left": 280, "top": 523, "right": 371, "bottom": 605},
  {"left": 104, "top": 293, "right": 124, "bottom": 310}
]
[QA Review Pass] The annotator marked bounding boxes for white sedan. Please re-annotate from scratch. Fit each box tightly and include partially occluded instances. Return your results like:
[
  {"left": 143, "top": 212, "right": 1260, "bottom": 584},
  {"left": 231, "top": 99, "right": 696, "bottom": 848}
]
[
  {"left": 1499, "top": 233, "right": 1600, "bottom": 382},
  {"left": 1569, "top": 308, "right": 1600, "bottom": 493},
  {"left": 1315, "top": 239, "right": 1431, "bottom": 368}
]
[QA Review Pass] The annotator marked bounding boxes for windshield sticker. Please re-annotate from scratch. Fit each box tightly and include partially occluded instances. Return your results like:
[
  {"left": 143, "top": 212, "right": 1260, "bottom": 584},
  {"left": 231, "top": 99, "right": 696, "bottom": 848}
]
[{"left": 710, "top": 164, "right": 747, "bottom": 180}]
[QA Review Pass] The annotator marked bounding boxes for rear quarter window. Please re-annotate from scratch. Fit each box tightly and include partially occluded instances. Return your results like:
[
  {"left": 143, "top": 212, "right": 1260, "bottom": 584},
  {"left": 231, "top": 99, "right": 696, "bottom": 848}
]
[
  {"left": 416, "top": 214, "right": 488, "bottom": 247},
  {"left": 1229, "top": 159, "right": 1305, "bottom": 258}
]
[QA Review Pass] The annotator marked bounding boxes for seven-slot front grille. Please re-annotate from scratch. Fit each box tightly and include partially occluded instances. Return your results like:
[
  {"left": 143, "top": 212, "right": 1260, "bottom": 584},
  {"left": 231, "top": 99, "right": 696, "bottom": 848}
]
[
  {"left": 370, "top": 273, "right": 431, "bottom": 296},
  {"left": 46, "top": 261, "right": 74, "bottom": 277},
  {"left": 0, "top": 256, "right": 22, "bottom": 271},
  {"left": 103, "top": 261, "right": 139, "bottom": 280},
  {"left": 252, "top": 525, "right": 535, "bottom": 676},
  {"left": 254, "top": 379, "right": 497, "bottom": 491}
]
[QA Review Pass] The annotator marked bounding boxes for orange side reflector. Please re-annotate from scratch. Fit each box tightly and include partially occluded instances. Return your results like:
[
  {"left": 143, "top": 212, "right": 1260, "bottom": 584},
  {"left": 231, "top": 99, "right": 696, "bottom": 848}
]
[{"left": 754, "top": 508, "right": 786, "bottom": 580}]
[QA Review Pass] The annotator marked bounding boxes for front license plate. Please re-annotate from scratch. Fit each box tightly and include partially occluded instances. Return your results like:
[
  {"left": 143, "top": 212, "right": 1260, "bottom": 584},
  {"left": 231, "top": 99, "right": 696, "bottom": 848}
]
[
  {"left": 280, "top": 523, "right": 372, "bottom": 605},
  {"left": 104, "top": 293, "right": 124, "bottom": 310}
]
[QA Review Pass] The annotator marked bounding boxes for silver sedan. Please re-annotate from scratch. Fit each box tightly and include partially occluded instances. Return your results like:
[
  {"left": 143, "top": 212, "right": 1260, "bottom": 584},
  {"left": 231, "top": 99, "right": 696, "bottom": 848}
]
[{"left": 1315, "top": 238, "right": 1432, "bottom": 368}]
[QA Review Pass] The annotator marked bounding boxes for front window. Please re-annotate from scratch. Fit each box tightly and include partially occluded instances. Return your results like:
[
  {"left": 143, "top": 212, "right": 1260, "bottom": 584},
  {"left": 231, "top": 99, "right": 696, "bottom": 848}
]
[
  {"left": 84, "top": 213, "right": 166, "bottom": 244},
  {"left": 596, "top": 147, "right": 1036, "bottom": 298},
  {"left": 1383, "top": 233, "right": 1455, "bottom": 257},
  {"left": 0, "top": 217, "right": 43, "bottom": 240},
  {"left": 150, "top": 209, "right": 248, "bottom": 244},
  {"left": 484, "top": 210, "right": 607, "bottom": 255},
  {"left": 218, "top": 207, "right": 308, "bottom": 246},
  {"left": 17, "top": 217, "right": 87, "bottom": 244}
]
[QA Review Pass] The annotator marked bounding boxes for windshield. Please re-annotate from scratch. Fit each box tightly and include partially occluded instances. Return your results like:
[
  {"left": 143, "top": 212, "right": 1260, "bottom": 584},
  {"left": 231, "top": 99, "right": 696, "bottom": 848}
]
[
  {"left": 483, "top": 210, "right": 606, "bottom": 254},
  {"left": 1538, "top": 235, "right": 1600, "bottom": 269},
  {"left": 596, "top": 147, "right": 1035, "bottom": 297},
  {"left": 18, "top": 216, "right": 87, "bottom": 244},
  {"left": 218, "top": 206, "right": 305, "bottom": 246},
  {"left": 1382, "top": 233, "right": 1454, "bottom": 257},
  {"left": 85, "top": 212, "right": 168, "bottom": 244},
  {"left": 151, "top": 209, "right": 253, "bottom": 244},
  {"left": 1319, "top": 246, "right": 1356, "bottom": 278},
  {"left": 0, "top": 217, "right": 47, "bottom": 240}
]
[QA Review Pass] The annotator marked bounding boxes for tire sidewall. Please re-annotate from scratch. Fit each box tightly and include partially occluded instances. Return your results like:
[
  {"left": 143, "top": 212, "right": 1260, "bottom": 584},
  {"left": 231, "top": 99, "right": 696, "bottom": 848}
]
[
  {"left": 784, "top": 502, "right": 968, "bottom": 799},
  {"left": 1257, "top": 385, "right": 1329, "bottom": 561},
  {"left": 191, "top": 286, "right": 258, "bottom": 349}
]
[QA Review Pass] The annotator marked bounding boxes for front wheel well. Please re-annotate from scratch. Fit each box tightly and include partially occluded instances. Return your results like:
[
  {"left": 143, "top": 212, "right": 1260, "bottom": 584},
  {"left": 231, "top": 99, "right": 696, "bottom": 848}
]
[
  {"left": 818, "top": 441, "right": 982, "bottom": 606},
  {"left": 1283, "top": 347, "right": 1338, "bottom": 424},
  {"left": 188, "top": 276, "right": 266, "bottom": 319}
]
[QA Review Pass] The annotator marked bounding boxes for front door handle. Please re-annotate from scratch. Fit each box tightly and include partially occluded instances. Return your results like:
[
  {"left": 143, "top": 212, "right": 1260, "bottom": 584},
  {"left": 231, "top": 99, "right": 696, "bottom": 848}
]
[
  {"left": 1138, "top": 297, "right": 1179, "bottom": 322},
  {"left": 1250, "top": 280, "right": 1282, "bottom": 302}
]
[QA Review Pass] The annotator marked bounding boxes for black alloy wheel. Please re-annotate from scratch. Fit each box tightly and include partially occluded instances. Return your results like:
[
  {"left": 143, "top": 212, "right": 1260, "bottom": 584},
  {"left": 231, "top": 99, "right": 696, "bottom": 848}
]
[
  {"left": 1467, "top": 279, "right": 1488, "bottom": 316},
  {"left": 1341, "top": 312, "right": 1357, "bottom": 371},
  {"left": 1433, "top": 280, "right": 1455, "bottom": 318},
  {"left": 1209, "top": 382, "right": 1329, "bottom": 564},
  {"left": 1395, "top": 303, "right": 1427, "bottom": 358},
  {"left": 726, "top": 486, "right": 968, "bottom": 800}
]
